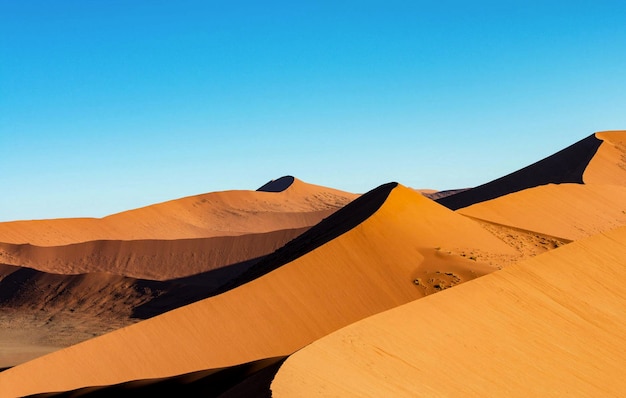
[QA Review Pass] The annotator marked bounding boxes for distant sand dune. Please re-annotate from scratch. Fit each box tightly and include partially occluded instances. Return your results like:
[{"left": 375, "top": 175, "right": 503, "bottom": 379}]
[
  {"left": 0, "top": 177, "right": 356, "bottom": 246},
  {"left": 0, "top": 184, "right": 516, "bottom": 397},
  {"left": 272, "top": 224, "right": 626, "bottom": 397},
  {"left": 437, "top": 133, "right": 604, "bottom": 210}
]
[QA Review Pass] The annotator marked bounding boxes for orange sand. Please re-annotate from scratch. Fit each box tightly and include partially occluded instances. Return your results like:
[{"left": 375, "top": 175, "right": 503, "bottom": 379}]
[
  {"left": 0, "top": 228, "right": 308, "bottom": 280},
  {"left": 0, "top": 185, "right": 515, "bottom": 397},
  {"left": 0, "top": 178, "right": 356, "bottom": 246},
  {"left": 272, "top": 224, "right": 626, "bottom": 397},
  {"left": 459, "top": 183, "right": 626, "bottom": 241},
  {"left": 583, "top": 130, "right": 626, "bottom": 185}
]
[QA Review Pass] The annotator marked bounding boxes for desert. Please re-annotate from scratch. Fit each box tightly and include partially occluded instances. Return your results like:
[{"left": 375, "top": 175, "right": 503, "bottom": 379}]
[{"left": 1, "top": 131, "right": 625, "bottom": 397}]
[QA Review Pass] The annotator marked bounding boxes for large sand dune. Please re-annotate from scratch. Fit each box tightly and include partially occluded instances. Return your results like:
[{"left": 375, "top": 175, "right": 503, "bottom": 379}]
[
  {"left": 0, "top": 177, "right": 356, "bottom": 246},
  {"left": 582, "top": 131, "right": 626, "bottom": 185},
  {"left": 455, "top": 131, "right": 626, "bottom": 241},
  {"left": 0, "top": 178, "right": 355, "bottom": 368},
  {"left": 271, "top": 224, "right": 626, "bottom": 397},
  {"left": 0, "top": 184, "right": 517, "bottom": 397},
  {"left": 459, "top": 183, "right": 626, "bottom": 241},
  {"left": 2, "top": 132, "right": 625, "bottom": 396},
  {"left": 437, "top": 131, "right": 625, "bottom": 210}
]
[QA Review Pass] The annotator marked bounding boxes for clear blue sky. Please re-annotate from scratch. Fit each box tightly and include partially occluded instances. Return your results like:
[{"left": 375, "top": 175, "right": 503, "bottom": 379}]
[{"left": 1, "top": 1, "right": 625, "bottom": 221}]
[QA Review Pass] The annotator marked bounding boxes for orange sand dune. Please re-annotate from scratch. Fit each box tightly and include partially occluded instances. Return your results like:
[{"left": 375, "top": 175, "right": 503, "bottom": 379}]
[
  {"left": 0, "top": 184, "right": 516, "bottom": 397},
  {"left": 459, "top": 183, "right": 626, "bottom": 241},
  {"left": 0, "top": 227, "right": 308, "bottom": 280},
  {"left": 0, "top": 177, "right": 356, "bottom": 246},
  {"left": 436, "top": 133, "right": 604, "bottom": 210},
  {"left": 437, "top": 131, "right": 626, "bottom": 210},
  {"left": 451, "top": 131, "right": 626, "bottom": 241},
  {"left": 582, "top": 130, "right": 626, "bottom": 185},
  {"left": 272, "top": 224, "right": 626, "bottom": 397}
]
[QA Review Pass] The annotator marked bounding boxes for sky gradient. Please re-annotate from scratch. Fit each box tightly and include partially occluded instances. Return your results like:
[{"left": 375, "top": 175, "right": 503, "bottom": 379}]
[{"left": 2, "top": 1, "right": 626, "bottom": 221}]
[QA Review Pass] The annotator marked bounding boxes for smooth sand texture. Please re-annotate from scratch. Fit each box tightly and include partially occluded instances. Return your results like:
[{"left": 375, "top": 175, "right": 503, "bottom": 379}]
[
  {"left": 455, "top": 131, "right": 626, "bottom": 241},
  {"left": 0, "top": 227, "right": 308, "bottom": 280},
  {"left": 459, "top": 183, "right": 626, "bottom": 241},
  {"left": 271, "top": 225, "right": 626, "bottom": 398},
  {"left": 0, "top": 185, "right": 516, "bottom": 397},
  {"left": 583, "top": 130, "right": 626, "bottom": 185},
  {"left": 0, "top": 177, "right": 356, "bottom": 246}
]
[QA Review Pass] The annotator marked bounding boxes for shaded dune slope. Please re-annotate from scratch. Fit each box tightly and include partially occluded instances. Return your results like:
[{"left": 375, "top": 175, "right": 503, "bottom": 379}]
[
  {"left": 272, "top": 224, "right": 626, "bottom": 398},
  {"left": 0, "top": 177, "right": 356, "bottom": 246},
  {"left": 0, "top": 184, "right": 516, "bottom": 397},
  {"left": 0, "top": 227, "right": 308, "bottom": 280},
  {"left": 0, "top": 266, "right": 163, "bottom": 319},
  {"left": 256, "top": 176, "right": 295, "bottom": 192},
  {"left": 437, "top": 133, "right": 603, "bottom": 210}
]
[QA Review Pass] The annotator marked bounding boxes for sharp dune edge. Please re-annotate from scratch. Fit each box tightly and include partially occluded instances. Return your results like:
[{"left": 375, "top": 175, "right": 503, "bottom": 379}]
[
  {"left": 0, "top": 185, "right": 516, "bottom": 397},
  {"left": 455, "top": 132, "right": 626, "bottom": 241},
  {"left": 271, "top": 224, "right": 626, "bottom": 397},
  {"left": 437, "top": 131, "right": 626, "bottom": 210},
  {"left": 1, "top": 131, "right": 625, "bottom": 397}
]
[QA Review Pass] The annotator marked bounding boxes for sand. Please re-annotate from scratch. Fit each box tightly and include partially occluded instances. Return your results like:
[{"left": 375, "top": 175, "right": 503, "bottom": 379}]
[
  {"left": 459, "top": 183, "right": 626, "bottom": 241},
  {"left": 0, "top": 184, "right": 517, "bottom": 397},
  {"left": 0, "top": 227, "right": 309, "bottom": 280},
  {"left": 2, "top": 132, "right": 625, "bottom": 396},
  {"left": 0, "top": 177, "right": 356, "bottom": 246},
  {"left": 583, "top": 130, "right": 626, "bottom": 185},
  {"left": 271, "top": 224, "right": 626, "bottom": 397},
  {"left": 0, "top": 178, "right": 355, "bottom": 369}
]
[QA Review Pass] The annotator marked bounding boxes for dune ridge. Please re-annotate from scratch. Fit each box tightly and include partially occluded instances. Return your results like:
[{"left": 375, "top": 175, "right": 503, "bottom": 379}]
[
  {"left": 271, "top": 224, "right": 626, "bottom": 397},
  {"left": 455, "top": 131, "right": 626, "bottom": 241},
  {"left": 0, "top": 178, "right": 355, "bottom": 368},
  {"left": 0, "top": 184, "right": 517, "bottom": 397},
  {"left": 582, "top": 130, "right": 626, "bottom": 185},
  {"left": 437, "top": 133, "right": 603, "bottom": 210},
  {"left": 0, "top": 177, "right": 356, "bottom": 246}
]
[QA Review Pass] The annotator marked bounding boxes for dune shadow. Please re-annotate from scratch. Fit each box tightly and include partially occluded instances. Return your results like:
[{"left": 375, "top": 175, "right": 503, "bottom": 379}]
[
  {"left": 131, "top": 257, "right": 262, "bottom": 319},
  {"left": 215, "top": 182, "right": 397, "bottom": 295},
  {"left": 133, "top": 182, "right": 397, "bottom": 318},
  {"left": 436, "top": 134, "right": 603, "bottom": 210},
  {"left": 257, "top": 176, "right": 295, "bottom": 192},
  {"left": 27, "top": 356, "right": 287, "bottom": 398}
]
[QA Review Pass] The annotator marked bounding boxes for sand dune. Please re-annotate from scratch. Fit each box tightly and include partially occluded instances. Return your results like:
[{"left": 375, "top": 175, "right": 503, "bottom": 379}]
[
  {"left": 459, "top": 183, "right": 626, "bottom": 241},
  {"left": 582, "top": 130, "right": 626, "bottom": 185},
  {"left": 454, "top": 132, "right": 626, "bottom": 241},
  {"left": 437, "top": 133, "right": 604, "bottom": 210},
  {"left": 3, "top": 132, "right": 624, "bottom": 396},
  {"left": 271, "top": 224, "right": 626, "bottom": 397},
  {"left": 0, "top": 184, "right": 517, "bottom": 397},
  {"left": 0, "top": 177, "right": 356, "bottom": 246},
  {"left": 0, "top": 177, "right": 354, "bottom": 369},
  {"left": 0, "top": 227, "right": 308, "bottom": 280}
]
